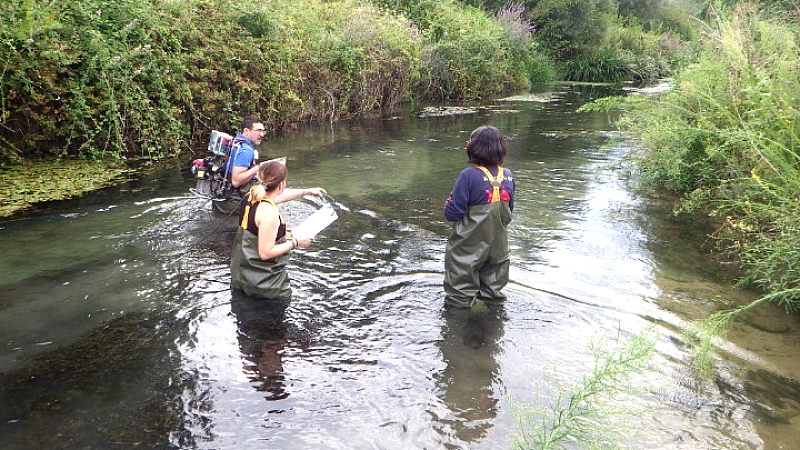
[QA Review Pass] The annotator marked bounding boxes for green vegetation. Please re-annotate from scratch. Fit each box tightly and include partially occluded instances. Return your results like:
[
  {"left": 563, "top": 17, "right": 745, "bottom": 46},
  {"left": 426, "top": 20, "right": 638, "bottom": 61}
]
[
  {"left": 1, "top": 0, "right": 698, "bottom": 167},
  {"left": 482, "top": 0, "right": 697, "bottom": 83},
  {"left": 1, "top": 0, "right": 423, "bottom": 163},
  {"left": 376, "top": 0, "right": 545, "bottom": 100},
  {"left": 0, "top": 159, "right": 128, "bottom": 217},
  {"left": 614, "top": 2, "right": 800, "bottom": 372},
  {"left": 623, "top": 4, "right": 800, "bottom": 300},
  {"left": 513, "top": 328, "right": 657, "bottom": 449}
]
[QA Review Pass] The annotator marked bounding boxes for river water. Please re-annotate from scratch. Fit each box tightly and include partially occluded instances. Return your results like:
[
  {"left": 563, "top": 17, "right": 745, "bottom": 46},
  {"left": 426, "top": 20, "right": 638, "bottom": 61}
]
[{"left": 1, "top": 84, "right": 799, "bottom": 449}]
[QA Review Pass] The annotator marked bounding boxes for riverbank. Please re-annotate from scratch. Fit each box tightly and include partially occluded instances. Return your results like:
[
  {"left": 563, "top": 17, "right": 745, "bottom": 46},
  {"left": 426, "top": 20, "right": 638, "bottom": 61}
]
[
  {"left": 1, "top": 0, "right": 690, "bottom": 164},
  {"left": 621, "top": 8, "right": 800, "bottom": 302},
  {"left": 613, "top": 6, "right": 800, "bottom": 359},
  {"left": 0, "top": 160, "right": 128, "bottom": 218}
]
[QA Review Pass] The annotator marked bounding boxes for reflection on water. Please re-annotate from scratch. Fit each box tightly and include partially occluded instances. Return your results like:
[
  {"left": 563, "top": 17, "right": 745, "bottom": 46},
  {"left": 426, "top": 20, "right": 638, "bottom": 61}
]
[
  {"left": 231, "top": 292, "right": 295, "bottom": 401},
  {"left": 435, "top": 303, "right": 505, "bottom": 443},
  {"left": 1, "top": 83, "right": 799, "bottom": 449}
]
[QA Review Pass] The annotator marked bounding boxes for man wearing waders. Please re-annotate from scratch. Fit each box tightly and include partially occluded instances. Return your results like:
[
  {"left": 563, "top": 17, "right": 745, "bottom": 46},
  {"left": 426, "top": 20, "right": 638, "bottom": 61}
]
[
  {"left": 213, "top": 115, "right": 267, "bottom": 215},
  {"left": 444, "top": 126, "right": 515, "bottom": 309}
]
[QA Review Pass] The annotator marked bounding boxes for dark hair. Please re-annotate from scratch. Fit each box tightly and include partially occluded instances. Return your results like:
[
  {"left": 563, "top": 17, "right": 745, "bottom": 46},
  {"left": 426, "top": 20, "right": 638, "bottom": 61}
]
[
  {"left": 249, "top": 160, "right": 288, "bottom": 201},
  {"left": 242, "top": 115, "right": 263, "bottom": 131},
  {"left": 466, "top": 125, "right": 506, "bottom": 166}
]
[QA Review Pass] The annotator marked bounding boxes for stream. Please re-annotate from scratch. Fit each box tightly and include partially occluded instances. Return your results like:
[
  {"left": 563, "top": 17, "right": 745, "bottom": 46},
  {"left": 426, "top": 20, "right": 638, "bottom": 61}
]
[{"left": 1, "top": 83, "right": 799, "bottom": 449}]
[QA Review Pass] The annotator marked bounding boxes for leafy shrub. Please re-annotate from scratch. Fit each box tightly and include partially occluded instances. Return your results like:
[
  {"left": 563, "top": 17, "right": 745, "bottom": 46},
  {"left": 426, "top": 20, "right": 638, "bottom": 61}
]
[
  {"left": 375, "top": 0, "right": 541, "bottom": 100},
  {"left": 0, "top": 0, "right": 186, "bottom": 160},
  {"left": 621, "top": 5, "right": 800, "bottom": 300},
  {"left": 412, "top": 1, "right": 532, "bottom": 99},
  {"left": 0, "top": 0, "right": 422, "bottom": 161},
  {"left": 528, "top": 0, "right": 616, "bottom": 61},
  {"left": 496, "top": 2, "right": 556, "bottom": 87},
  {"left": 526, "top": 42, "right": 558, "bottom": 83}
]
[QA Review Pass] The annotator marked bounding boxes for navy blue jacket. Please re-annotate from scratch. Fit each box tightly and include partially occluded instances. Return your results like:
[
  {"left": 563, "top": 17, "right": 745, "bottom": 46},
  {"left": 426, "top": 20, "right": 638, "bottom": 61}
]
[{"left": 444, "top": 166, "right": 515, "bottom": 221}]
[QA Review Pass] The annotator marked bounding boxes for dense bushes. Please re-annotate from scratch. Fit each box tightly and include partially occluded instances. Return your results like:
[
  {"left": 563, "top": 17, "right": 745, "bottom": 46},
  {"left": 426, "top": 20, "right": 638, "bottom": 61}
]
[
  {"left": 1, "top": 0, "right": 695, "bottom": 162},
  {"left": 0, "top": 0, "right": 423, "bottom": 161},
  {"left": 1, "top": 0, "right": 550, "bottom": 162},
  {"left": 414, "top": 2, "right": 528, "bottom": 100},
  {"left": 620, "top": 5, "right": 800, "bottom": 304},
  {"left": 376, "top": 0, "right": 551, "bottom": 99},
  {"left": 0, "top": 0, "right": 186, "bottom": 161}
]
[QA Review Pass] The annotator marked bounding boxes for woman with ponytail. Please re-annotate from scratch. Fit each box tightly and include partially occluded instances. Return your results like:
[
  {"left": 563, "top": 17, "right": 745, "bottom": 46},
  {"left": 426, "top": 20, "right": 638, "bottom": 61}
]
[{"left": 231, "top": 160, "right": 326, "bottom": 299}]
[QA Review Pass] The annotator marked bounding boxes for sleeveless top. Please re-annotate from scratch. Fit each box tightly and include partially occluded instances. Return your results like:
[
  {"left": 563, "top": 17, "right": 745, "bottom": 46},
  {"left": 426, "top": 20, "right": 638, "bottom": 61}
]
[{"left": 240, "top": 198, "right": 287, "bottom": 243}]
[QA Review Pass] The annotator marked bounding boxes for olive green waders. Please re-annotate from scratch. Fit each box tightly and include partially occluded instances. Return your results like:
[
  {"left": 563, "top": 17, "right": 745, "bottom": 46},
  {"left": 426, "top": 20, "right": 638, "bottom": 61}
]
[
  {"left": 231, "top": 227, "right": 292, "bottom": 299},
  {"left": 212, "top": 181, "right": 253, "bottom": 216},
  {"left": 444, "top": 201, "right": 512, "bottom": 308}
]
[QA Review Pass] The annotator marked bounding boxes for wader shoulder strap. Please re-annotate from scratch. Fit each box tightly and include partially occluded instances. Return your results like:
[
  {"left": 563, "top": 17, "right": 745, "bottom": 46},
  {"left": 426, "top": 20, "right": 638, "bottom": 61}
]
[
  {"left": 240, "top": 198, "right": 283, "bottom": 233},
  {"left": 476, "top": 165, "right": 504, "bottom": 202}
]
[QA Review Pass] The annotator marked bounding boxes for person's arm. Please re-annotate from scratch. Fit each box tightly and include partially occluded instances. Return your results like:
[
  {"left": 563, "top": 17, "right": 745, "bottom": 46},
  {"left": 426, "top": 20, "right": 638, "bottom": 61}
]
[
  {"left": 255, "top": 206, "right": 311, "bottom": 260},
  {"left": 231, "top": 165, "right": 259, "bottom": 188},
  {"left": 228, "top": 141, "right": 258, "bottom": 188},
  {"left": 444, "top": 170, "right": 471, "bottom": 221},
  {"left": 274, "top": 187, "right": 327, "bottom": 204}
]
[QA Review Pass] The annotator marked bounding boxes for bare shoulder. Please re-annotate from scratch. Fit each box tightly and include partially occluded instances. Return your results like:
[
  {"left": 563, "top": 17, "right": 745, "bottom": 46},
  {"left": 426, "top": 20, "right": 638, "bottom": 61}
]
[{"left": 255, "top": 201, "right": 280, "bottom": 226}]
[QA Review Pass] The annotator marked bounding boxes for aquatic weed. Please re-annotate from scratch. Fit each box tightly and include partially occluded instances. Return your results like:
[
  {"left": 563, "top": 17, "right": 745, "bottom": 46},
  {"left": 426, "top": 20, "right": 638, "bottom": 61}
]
[{"left": 512, "top": 327, "right": 657, "bottom": 449}]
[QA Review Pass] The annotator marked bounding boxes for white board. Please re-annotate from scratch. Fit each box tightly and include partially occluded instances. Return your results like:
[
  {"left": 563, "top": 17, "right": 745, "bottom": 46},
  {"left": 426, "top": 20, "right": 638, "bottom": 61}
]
[{"left": 292, "top": 204, "right": 338, "bottom": 239}]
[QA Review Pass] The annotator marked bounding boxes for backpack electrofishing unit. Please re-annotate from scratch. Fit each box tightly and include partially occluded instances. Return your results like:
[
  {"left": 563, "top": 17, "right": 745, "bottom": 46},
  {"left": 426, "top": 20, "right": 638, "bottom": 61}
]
[{"left": 190, "top": 130, "right": 254, "bottom": 201}]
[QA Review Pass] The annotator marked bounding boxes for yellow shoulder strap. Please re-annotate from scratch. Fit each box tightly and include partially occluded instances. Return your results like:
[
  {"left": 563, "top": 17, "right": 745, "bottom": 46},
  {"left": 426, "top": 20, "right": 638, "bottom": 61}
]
[
  {"left": 476, "top": 165, "right": 504, "bottom": 202},
  {"left": 240, "top": 200, "right": 253, "bottom": 230},
  {"left": 240, "top": 198, "right": 280, "bottom": 230}
]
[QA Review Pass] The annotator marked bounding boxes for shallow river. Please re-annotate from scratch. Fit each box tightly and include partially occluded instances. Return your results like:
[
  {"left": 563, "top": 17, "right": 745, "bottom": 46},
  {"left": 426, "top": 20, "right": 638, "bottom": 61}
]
[{"left": 2, "top": 84, "right": 799, "bottom": 449}]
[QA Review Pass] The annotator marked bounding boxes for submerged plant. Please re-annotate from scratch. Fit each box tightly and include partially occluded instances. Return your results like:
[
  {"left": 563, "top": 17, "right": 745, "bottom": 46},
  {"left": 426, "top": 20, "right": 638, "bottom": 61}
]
[
  {"left": 512, "top": 328, "right": 657, "bottom": 449},
  {"left": 684, "top": 288, "right": 800, "bottom": 379},
  {"left": 0, "top": 160, "right": 128, "bottom": 217}
]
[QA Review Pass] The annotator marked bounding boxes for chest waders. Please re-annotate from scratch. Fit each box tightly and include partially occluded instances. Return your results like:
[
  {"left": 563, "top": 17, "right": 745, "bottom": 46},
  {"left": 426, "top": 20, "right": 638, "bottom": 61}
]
[
  {"left": 444, "top": 166, "right": 512, "bottom": 309},
  {"left": 212, "top": 179, "right": 255, "bottom": 216},
  {"left": 231, "top": 198, "right": 292, "bottom": 299}
]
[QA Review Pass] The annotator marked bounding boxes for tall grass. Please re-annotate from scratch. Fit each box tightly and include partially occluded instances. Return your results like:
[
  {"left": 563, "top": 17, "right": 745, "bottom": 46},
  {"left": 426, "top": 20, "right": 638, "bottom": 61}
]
[
  {"left": 563, "top": 49, "right": 629, "bottom": 83},
  {"left": 619, "top": 3, "right": 800, "bottom": 373}
]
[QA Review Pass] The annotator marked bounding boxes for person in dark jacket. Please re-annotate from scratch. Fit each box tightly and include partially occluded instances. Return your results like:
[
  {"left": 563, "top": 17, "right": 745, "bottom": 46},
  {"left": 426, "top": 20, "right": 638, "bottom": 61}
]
[
  {"left": 443, "top": 125, "right": 515, "bottom": 309},
  {"left": 230, "top": 160, "right": 325, "bottom": 299}
]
